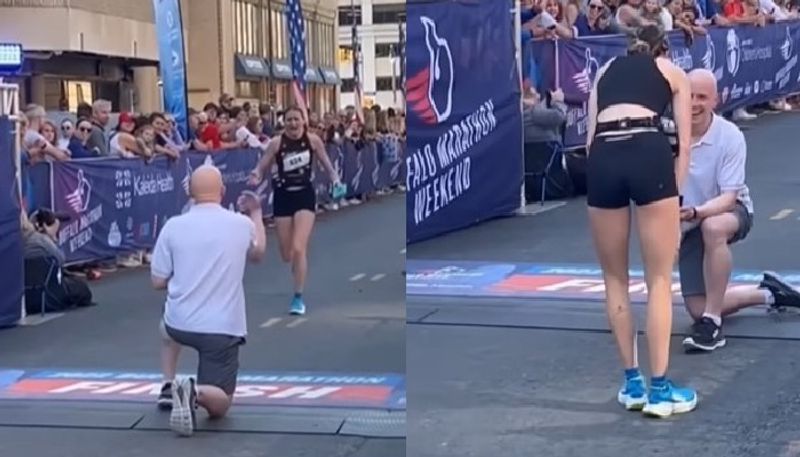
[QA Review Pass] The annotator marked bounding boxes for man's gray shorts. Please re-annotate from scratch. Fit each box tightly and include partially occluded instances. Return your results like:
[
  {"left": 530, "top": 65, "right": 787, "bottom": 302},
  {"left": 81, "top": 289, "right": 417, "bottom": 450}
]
[
  {"left": 679, "top": 201, "right": 753, "bottom": 297},
  {"left": 164, "top": 324, "right": 245, "bottom": 396}
]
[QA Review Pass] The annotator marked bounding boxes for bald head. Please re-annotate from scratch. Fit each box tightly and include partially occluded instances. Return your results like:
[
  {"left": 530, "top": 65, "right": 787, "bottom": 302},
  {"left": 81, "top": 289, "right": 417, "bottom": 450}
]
[
  {"left": 688, "top": 69, "right": 718, "bottom": 96},
  {"left": 687, "top": 69, "right": 718, "bottom": 131},
  {"left": 190, "top": 165, "right": 224, "bottom": 204}
]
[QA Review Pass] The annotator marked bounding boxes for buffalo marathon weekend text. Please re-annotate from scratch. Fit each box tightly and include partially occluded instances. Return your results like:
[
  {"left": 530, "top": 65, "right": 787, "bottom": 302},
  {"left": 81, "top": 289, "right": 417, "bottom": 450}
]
[{"left": 407, "top": 99, "right": 498, "bottom": 225}]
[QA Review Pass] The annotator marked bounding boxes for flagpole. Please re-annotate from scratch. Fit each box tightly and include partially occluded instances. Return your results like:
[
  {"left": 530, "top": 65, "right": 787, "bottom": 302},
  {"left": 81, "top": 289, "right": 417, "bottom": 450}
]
[{"left": 514, "top": 0, "right": 526, "bottom": 209}]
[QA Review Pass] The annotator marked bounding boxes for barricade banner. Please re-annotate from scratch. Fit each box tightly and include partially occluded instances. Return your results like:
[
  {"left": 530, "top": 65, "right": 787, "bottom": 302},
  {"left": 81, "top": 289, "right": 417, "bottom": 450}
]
[
  {"left": 531, "top": 22, "right": 800, "bottom": 147},
  {"left": 0, "top": 116, "right": 23, "bottom": 326},
  {"left": 406, "top": 0, "right": 523, "bottom": 243},
  {"left": 40, "top": 142, "right": 404, "bottom": 264}
]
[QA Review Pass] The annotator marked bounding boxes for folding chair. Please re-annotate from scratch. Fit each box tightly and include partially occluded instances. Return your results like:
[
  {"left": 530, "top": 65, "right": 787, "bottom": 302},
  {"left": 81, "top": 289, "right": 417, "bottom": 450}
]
[{"left": 24, "top": 256, "right": 58, "bottom": 317}]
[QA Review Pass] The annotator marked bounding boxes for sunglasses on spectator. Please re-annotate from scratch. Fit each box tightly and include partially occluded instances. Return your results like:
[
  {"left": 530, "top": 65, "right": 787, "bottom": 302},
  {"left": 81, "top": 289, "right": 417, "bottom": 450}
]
[
  {"left": 589, "top": 3, "right": 604, "bottom": 9},
  {"left": 62, "top": 125, "right": 73, "bottom": 131},
  {"left": 78, "top": 126, "right": 92, "bottom": 133}
]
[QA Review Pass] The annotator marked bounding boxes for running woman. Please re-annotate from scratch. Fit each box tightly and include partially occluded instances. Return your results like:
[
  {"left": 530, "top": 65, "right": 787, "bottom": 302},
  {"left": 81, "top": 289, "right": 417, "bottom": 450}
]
[
  {"left": 585, "top": 25, "right": 696, "bottom": 418},
  {"left": 247, "top": 106, "right": 344, "bottom": 315}
]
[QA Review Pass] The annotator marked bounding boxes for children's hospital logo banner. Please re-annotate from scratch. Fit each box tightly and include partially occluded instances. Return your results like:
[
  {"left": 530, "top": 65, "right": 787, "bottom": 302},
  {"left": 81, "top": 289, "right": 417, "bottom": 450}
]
[
  {"left": 530, "top": 21, "right": 800, "bottom": 148},
  {"left": 406, "top": 0, "right": 523, "bottom": 243}
]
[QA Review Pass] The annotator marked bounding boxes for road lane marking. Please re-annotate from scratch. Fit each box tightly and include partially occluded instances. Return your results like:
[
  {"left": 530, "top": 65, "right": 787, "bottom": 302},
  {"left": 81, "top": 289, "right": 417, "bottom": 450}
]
[
  {"left": 370, "top": 274, "right": 386, "bottom": 281},
  {"left": 260, "top": 318, "right": 282, "bottom": 328},
  {"left": 286, "top": 318, "right": 307, "bottom": 328},
  {"left": 350, "top": 273, "right": 366, "bottom": 281},
  {"left": 770, "top": 209, "right": 794, "bottom": 220}
]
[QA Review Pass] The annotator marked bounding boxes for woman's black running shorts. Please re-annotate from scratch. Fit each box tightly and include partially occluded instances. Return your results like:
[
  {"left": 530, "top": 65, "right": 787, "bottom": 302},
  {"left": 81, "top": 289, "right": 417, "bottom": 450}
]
[
  {"left": 272, "top": 186, "right": 316, "bottom": 217},
  {"left": 586, "top": 131, "right": 678, "bottom": 209}
]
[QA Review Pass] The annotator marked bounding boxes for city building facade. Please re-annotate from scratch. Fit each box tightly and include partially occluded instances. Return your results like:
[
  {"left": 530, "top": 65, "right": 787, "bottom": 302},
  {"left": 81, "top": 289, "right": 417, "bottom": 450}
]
[
  {"left": 337, "top": 0, "right": 404, "bottom": 110},
  {"left": 0, "top": 0, "right": 339, "bottom": 114}
]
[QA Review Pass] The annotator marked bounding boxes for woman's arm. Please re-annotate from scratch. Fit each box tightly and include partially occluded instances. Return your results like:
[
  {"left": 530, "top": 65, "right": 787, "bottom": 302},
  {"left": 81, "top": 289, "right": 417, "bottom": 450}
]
[
  {"left": 309, "top": 133, "right": 341, "bottom": 183},
  {"left": 660, "top": 59, "right": 692, "bottom": 191},
  {"left": 248, "top": 136, "right": 281, "bottom": 185}
]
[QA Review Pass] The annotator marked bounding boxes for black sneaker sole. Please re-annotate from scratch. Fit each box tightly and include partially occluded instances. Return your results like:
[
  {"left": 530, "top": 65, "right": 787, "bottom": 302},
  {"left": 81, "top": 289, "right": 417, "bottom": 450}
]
[{"left": 157, "top": 398, "right": 173, "bottom": 410}]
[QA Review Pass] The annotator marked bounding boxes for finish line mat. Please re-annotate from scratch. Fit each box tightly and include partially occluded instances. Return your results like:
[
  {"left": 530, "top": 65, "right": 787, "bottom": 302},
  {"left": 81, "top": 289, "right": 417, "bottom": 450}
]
[
  {"left": 406, "top": 260, "right": 800, "bottom": 303},
  {"left": 0, "top": 369, "right": 405, "bottom": 410}
]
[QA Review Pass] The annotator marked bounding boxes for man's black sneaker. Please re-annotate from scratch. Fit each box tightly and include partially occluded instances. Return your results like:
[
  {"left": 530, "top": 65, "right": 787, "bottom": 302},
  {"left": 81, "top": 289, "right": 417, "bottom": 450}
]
[
  {"left": 760, "top": 271, "right": 800, "bottom": 309},
  {"left": 682, "top": 317, "right": 726, "bottom": 352},
  {"left": 157, "top": 381, "right": 172, "bottom": 410}
]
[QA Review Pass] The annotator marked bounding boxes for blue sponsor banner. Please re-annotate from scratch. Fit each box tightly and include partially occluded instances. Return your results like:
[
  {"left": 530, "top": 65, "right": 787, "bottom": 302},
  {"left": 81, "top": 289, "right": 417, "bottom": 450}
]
[
  {"left": 529, "top": 22, "right": 800, "bottom": 148},
  {"left": 0, "top": 116, "right": 22, "bottom": 326},
  {"left": 31, "top": 142, "right": 404, "bottom": 265},
  {"left": 153, "top": 0, "right": 189, "bottom": 139},
  {"left": 406, "top": 0, "right": 523, "bottom": 243}
]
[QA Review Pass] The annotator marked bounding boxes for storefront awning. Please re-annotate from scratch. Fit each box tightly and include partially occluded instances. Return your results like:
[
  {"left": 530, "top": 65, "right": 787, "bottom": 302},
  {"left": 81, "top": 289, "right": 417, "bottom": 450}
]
[
  {"left": 305, "top": 67, "right": 324, "bottom": 84},
  {"left": 319, "top": 67, "right": 340, "bottom": 85},
  {"left": 234, "top": 54, "right": 270, "bottom": 79},
  {"left": 270, "top": 59, "right": 293, "bottom": 80}
]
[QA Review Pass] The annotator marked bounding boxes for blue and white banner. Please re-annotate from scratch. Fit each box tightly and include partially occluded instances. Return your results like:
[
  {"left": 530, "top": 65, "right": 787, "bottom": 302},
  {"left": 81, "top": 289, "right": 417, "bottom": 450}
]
[
  {"left": 529, "top": 22, "right": 800, "bottom": 148},
  {"left": 31, "top": 143, "right": 405, "bottom": 265},
  {"left": 0, "top": 116, "right": 23, "bottom": 326},
  {"left": 406, "top": 0, "right": 523, "bottom": 243},
  {"left": 153, "top": 0, "right": 189, "bottom": 139}
]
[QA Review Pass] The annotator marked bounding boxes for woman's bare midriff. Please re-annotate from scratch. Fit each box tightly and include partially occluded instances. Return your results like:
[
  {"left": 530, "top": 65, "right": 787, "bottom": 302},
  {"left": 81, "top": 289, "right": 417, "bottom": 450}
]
[{"left": 595, "top": 104, "right": 660, "bottom": 137}]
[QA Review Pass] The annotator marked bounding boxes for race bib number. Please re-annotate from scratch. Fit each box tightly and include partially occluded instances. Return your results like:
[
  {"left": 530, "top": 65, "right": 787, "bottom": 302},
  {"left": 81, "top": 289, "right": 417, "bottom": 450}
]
[{"left": 282, "top": 150, "right": 311, "bottom": 172}]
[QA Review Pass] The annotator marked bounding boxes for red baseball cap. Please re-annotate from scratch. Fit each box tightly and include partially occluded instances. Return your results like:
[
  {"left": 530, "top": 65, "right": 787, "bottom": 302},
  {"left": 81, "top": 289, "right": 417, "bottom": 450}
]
[{"left": 118, "top": 112, "right": 135, "bottom": 124}]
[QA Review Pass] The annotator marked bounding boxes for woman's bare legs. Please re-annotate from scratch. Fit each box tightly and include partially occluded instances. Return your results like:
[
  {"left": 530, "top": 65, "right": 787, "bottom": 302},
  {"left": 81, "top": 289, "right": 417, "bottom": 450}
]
[
  {"left": 588, "top": 205, "right": 636, "bottom": 369},
  {"left": 635, "top": 197, "right": 680, "bottom": 377}
]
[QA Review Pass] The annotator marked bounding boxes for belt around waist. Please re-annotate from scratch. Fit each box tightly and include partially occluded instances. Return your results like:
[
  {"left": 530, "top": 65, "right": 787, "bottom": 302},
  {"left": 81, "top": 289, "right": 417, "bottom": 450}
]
[{"left": 595, "top": 116, "right": 661, "bottom": 134}]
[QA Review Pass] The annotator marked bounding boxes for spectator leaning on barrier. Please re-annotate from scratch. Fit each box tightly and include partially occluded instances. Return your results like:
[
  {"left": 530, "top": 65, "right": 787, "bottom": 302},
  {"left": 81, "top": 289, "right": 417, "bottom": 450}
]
[
  {"left": 88, "top": 99, "right": 111, "bottom": 156},
  {"left": 149, "top": 113, "right": 181, "bottom": 159},
  {"left": 39, "top": 119, "right": 70, "bottom": 158},
  {"left": 23, "top": 104, "right": 69, "bottom": 163},
  {"left": 68, "top": 118, "right": 100, "bottom": 159},
  {"left": 574, "top": 0, "right": 616, "bottom": 35}
]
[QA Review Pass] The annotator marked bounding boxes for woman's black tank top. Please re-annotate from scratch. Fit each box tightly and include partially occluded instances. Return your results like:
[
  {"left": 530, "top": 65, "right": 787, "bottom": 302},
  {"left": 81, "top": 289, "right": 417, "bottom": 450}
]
[
  {"left": 274, "top": 132, "right": 314, "bottom": 189},
  {"left": 596, "top": 54, "right": 672, "bottom": 114}
]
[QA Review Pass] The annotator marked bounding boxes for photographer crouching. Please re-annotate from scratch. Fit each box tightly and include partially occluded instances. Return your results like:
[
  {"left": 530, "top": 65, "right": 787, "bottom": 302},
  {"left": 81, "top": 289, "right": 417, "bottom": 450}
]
[{"left": 22, "top": 209, "right": 94, "bottom": 314}]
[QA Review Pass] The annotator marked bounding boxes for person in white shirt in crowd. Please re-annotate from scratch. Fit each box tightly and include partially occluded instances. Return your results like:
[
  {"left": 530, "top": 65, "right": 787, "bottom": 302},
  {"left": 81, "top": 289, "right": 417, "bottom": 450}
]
[
  {"left": 23, "top": 104, "right": 69, "bottom": 163},
  {"left": 150, "top": 164, "right": 266, "bottom": 437},
  {"left": 235, "top": 116, "right": 270, "bottom": 151},
  {"left": 58, "top": 119, "right": 74, "bottom": 151},
  {"left": 679, "top": 69, "right": 800, "bottom": 353}
]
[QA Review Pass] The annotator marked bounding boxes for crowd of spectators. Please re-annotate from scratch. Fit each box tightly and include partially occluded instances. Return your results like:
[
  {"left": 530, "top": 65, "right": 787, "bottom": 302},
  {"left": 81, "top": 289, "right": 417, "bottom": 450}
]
[
  {"left": 17, "top": 94, "right": 406, "bottom": 275},
  {"left": 520, "top": 0, "right": 800, "bottom": 122}
]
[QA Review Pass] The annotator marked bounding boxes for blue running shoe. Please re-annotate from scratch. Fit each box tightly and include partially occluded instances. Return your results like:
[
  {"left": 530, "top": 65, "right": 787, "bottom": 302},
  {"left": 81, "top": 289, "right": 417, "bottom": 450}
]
[
  {"left": 642, "top": 380, "right": 697, "bottom": 418},
  {"left": 289, "top": 296, "right": 306, "bottom": 315},
  {"left": 617, "top": 375, "right": 647, "bottom": 411}
]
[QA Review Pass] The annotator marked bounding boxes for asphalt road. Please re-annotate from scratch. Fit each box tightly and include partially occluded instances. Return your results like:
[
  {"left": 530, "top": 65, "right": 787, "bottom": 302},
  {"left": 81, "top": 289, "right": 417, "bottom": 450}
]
[
  {"left": 407, "top": 112, "right": 800, "bottom": 457},
  {"left": 0, "top": 193, "right": 405, "bottom": 456}
]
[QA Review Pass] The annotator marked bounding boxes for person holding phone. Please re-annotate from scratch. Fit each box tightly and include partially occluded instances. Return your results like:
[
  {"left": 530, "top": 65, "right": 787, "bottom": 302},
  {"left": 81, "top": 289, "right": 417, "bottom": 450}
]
[
  {"left": 150, "top": 165, "right": 266, "bottom": 437},
  {"left": 248, "top": 106, "right": 346, "bottom": 316}
]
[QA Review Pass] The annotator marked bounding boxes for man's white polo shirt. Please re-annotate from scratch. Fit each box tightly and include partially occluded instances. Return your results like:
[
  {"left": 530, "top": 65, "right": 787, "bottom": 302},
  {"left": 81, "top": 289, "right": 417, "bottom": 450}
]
[
  {"left": 151, "top": 203, "right": 256, "bottom": 337},
  {"left": 684, "top": 114, "right": 754, "bottom": 214}
]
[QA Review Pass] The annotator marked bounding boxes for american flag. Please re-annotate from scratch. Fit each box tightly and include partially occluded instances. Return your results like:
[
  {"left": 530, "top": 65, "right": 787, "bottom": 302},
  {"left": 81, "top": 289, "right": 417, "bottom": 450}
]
[{"left": 285, "top": 0, "right": 308, "bottom": 121}]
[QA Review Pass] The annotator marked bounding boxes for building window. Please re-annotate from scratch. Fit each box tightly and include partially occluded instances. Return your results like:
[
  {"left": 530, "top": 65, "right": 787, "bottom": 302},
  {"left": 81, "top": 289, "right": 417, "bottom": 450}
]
[
  {"left": 233, "top": 0, "right": 257, "bottom": 55},
  {"left": 376, "top": 77, "right": 402, "bottom": 92},
  {"left": 372, "top": 4, "right": 405, "bottom": 24},
  {"left": 375, "top": 44, "right": 396, "bottom": 58},
  {"left": 338, "top": 6, "right": 361, "bottom": 25},
  {"left": 66, "top": 80, "right": 93, "bottom": 113},
  {"left": 236, "top": 80, "right": 259, "bottom": 99},
  {"left": 341, "top": 78, "right": 355, "bottom": 93},
  {"left": 270, "top": 7, "right": 288, "bottom": 60},
  {"left": 338, "top": 45, "right": 354, "bottom": 64}
]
